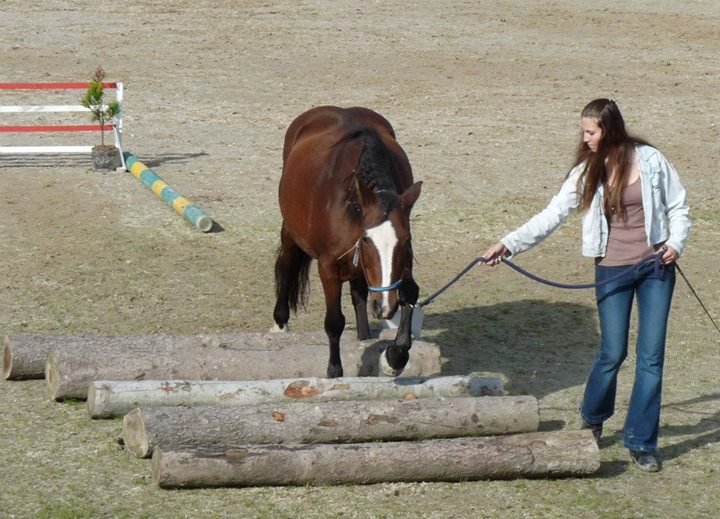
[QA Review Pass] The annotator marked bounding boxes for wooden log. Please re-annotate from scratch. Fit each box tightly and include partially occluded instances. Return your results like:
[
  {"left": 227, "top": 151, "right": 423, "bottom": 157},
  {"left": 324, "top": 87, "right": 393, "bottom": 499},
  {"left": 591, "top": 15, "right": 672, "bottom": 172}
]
[
  {"left": 88, "top": 375, "right": 504, "bottom": 418},
  {"left": 123, "top": 395, "right": 539, "bottom": 458},
  {"left": 42, "top": 332, "right": 441, "bottom": 401},
  {"left": 3, "top": 335, "right": 65, "bottom": 380},
  {"left": 151, "top": 430, "right": 600, "bottom": 487}
]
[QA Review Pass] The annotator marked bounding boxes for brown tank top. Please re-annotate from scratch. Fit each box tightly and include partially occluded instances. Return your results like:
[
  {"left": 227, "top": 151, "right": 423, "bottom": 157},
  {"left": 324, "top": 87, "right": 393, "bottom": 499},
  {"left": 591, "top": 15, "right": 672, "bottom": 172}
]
[{"left": 599, "top": 179, "right": 655, "bottom": 266}]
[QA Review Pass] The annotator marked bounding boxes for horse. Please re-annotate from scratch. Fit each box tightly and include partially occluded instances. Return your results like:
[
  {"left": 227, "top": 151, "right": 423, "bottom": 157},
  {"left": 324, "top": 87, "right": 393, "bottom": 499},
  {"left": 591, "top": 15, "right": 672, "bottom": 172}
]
[{"left": 273, "top": 106, "right": 422, "bottom": 378}]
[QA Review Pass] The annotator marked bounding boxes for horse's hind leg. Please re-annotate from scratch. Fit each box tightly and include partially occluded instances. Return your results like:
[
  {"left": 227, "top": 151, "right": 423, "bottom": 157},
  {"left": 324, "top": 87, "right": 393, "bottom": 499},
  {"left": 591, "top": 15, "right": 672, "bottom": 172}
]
[
  {"left": 349, "top": 277, "right": 371, "bottom": 340},
  {"left": 272, "top": 225, "right": 310, "bottom": 332}
]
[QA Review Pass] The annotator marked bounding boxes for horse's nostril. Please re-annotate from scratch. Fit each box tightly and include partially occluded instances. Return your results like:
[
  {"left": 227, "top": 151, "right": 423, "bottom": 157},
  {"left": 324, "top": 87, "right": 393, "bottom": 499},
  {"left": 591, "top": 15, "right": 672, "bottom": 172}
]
[{"left": 371, "top": 300, "right": 383, "bottom": 318}]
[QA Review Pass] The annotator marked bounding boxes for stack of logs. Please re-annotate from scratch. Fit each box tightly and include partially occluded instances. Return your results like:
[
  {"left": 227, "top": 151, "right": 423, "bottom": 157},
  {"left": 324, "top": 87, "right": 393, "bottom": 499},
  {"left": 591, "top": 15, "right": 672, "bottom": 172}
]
[{"left": 3, "top": 333, "right": 600, "bottom": 488}]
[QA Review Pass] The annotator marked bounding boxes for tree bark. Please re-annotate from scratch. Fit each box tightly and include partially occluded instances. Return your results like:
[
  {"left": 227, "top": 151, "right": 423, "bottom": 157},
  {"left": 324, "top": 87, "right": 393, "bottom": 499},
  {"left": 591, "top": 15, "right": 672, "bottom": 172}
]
[
  {"left": 151, "top": 430, "right": 600, "bottom": 488},
  {"left": 88, "top": 375, "right": 504, "bottom": 418},
  {"left": 123, "top": 395, "right": 539, "bottom": 458},
  {"left": 40, "top": 332, "right": 441, "bottom": 401}
]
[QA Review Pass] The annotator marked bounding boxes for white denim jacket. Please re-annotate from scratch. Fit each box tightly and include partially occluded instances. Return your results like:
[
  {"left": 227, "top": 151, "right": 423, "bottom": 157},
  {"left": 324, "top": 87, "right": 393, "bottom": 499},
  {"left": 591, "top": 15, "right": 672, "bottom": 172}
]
[{"left": 501, "top": 145, "right": 691, "bottom": 258}]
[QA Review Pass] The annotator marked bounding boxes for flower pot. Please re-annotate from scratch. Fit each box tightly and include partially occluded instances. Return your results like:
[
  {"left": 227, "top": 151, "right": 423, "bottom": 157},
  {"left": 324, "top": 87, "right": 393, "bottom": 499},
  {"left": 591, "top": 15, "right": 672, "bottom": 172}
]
[{"left": 91, "top": 145, "right": 122, "bottom": 171}]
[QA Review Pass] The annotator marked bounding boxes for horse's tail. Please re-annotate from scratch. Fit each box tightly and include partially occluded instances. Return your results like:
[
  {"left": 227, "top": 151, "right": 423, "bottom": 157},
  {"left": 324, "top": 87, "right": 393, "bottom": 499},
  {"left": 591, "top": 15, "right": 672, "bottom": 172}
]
[{"left": 275, "top": 244, "right": 312, "bottom": 313}]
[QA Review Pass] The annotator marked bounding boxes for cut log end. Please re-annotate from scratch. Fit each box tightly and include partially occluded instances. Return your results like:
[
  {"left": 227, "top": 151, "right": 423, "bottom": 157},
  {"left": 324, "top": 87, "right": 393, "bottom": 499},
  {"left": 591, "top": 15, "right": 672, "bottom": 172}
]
[
  {"left": 86, "top": 382, "right": 101, "bottom": 417},
  {"left": 46, "top": 351, "right": 59, "bottom": 400},
  {"left": 151, "top": 449, "right": 164, "bottom": 486},
  {"left": 2, "top": 337, "right": 12, "bottom": 380},
  {"left": 122, "top": 408, "right": 151, "bottom": 458}
]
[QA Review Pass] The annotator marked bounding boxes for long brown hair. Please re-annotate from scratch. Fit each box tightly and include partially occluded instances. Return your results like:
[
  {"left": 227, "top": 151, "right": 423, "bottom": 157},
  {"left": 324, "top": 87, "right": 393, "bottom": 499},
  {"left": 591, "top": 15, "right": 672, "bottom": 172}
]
[{"left": 571, "top": 99, "right": 650, "bottom": 215}]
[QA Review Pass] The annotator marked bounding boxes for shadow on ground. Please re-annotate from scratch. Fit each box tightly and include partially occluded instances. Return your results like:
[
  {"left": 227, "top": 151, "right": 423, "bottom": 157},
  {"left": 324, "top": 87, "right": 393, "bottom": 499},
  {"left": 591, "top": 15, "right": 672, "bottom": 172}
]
[
  {"left": 129, "top": 151, "right": 209, "bottom": 168},
  {"left": 417, "top": 299, "right": 599, "bottom": 399},
  {"left": 659, "top": 393, "right": 720, "bottom": 462}
]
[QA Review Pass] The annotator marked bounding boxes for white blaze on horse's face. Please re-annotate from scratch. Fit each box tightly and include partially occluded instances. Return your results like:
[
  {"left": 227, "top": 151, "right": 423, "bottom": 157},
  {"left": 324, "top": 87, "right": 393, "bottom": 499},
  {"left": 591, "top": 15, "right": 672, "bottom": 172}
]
[{"left": 365, "top": 220, "right": 398, "bottom": 318}]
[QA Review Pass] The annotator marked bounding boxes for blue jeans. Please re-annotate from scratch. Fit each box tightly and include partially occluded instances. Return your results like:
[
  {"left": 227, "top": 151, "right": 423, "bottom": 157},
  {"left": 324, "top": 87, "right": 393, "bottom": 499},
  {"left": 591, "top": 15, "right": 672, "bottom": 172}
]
[{"left": 580, "top": 261, "right": 676, "bottom": 453}]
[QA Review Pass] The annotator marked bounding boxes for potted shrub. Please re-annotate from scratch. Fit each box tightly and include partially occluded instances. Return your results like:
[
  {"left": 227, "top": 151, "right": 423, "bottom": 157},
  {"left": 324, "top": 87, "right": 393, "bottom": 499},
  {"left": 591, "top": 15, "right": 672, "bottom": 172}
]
[{"left": 81, "top": 67, "right": 121, "bottom": 170}]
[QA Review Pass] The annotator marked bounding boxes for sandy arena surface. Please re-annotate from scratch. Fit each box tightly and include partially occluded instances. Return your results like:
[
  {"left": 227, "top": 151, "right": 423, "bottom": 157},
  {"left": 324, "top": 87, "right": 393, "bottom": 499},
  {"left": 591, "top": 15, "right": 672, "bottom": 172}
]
[{"left": 2, "top": 1, "right": 720, "bottom": 517}]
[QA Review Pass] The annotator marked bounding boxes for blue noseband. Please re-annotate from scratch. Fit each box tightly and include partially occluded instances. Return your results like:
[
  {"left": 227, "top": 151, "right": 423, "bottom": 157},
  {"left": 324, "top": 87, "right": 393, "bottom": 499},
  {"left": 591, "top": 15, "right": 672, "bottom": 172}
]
[{"left": 368, "top": 279, "right": 403, "bottom": 293}]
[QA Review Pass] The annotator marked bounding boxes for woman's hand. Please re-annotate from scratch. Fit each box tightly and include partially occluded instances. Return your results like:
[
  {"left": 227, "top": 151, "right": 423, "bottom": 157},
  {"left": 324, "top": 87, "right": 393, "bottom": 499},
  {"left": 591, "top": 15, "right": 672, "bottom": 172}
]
[
  {"left": 661, "top": 245, "right": 679, "bottom": 265},
  {"left": 482, "top": 242, "right": 509, "bottom": 266}
]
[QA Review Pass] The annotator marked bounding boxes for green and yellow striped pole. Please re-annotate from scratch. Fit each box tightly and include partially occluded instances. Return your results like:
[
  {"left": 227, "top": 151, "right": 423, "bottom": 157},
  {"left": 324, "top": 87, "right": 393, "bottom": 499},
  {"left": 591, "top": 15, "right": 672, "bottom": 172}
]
[{"left": 123, "top": 153, "right": 214, "bottom": 232}]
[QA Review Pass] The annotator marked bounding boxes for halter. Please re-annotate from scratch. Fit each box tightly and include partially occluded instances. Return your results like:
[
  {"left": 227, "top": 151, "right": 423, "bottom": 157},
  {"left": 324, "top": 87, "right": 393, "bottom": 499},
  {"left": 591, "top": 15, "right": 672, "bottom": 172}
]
[
  {"left": 337, "top": 239, "right": 403, "bottom": 293},
  {"left": 368, "top": 278, "right": 403, "bottom": 292}
]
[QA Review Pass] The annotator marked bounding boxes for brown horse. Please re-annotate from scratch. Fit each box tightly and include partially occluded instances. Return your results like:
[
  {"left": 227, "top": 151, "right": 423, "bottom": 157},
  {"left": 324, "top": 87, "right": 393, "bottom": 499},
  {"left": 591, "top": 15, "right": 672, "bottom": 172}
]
[{"left": 273, "top": 106, "right": 422, "bottom": 378}]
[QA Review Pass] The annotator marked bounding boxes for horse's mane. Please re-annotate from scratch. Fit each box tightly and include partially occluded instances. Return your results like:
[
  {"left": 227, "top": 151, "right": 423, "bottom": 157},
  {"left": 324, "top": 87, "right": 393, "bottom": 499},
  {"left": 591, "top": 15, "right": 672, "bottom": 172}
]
[
  {"left": 335, "top": 127, "right": 399, "bottom": 220},
  {"left": 355, "top": 130, "right": 397, "bottom": 193}
]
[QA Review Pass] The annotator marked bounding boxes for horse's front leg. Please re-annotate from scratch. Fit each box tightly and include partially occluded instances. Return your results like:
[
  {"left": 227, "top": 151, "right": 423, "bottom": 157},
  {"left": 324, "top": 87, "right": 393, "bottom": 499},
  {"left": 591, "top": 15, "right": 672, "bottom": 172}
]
[
  {"left": 349, "top": 277, "right": 371, "bottom": 340},
  {"left": 380, "top": 304, "right": 413, "bottom": 375},
  {"left": 319, "top": 264, "right": 345, "bottom": 378},
  {"left": 380, "top": 277, "right": 419, "bottom": 376}
]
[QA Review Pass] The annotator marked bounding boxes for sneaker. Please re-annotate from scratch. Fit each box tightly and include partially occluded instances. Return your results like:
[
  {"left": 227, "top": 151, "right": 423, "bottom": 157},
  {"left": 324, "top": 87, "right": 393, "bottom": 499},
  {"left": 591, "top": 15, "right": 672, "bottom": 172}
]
[
  {"left": 581, "top": 420, "right": 603, "bottom": 443},
  {"left": 629, "top": 450, "right": 660, "bottom": 472}
]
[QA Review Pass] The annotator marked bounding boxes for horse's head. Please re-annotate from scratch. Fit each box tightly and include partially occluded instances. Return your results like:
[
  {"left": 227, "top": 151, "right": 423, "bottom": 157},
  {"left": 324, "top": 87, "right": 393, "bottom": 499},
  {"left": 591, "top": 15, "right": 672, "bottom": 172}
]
[{"left": 357, "top": 181, "right": 422, "bottom": 319}]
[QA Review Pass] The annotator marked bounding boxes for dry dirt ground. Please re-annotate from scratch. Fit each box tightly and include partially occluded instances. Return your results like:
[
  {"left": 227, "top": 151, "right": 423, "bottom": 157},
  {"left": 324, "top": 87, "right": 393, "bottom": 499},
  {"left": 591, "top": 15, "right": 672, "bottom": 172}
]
[{"left": 2, "top": 1, "right": 720, "bottom": 517}]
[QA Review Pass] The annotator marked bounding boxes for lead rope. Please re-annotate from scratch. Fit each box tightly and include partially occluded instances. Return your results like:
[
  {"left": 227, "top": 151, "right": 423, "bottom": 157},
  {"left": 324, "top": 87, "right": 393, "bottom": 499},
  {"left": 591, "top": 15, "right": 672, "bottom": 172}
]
[
  {"left": 417, "top": 256, "right": 489, "bottom": 307},
  {"left": 417, "top": 253, "right": 720, "bottom": 338},
  {"left": 504, "top": 255, "right": 720, "bottom": 337},
  {"left": 499, "top": 253, "right": 663, "bottom": 290},
  {"left": 417, "top": 254, "right": 660, "bottom": 308}
]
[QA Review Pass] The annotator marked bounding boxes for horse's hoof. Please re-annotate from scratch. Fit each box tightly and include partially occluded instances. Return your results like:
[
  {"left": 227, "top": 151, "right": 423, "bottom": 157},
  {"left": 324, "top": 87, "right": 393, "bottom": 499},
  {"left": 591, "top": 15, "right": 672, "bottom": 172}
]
[
  {"left": 270, "top": 323, "right": 288, "bottom": 333},
  {"left": 326, "top": 364, "right": 343, "bottom": 379},
  {"left": 379, "top": 348, "right": 403, "bottom": 377}
]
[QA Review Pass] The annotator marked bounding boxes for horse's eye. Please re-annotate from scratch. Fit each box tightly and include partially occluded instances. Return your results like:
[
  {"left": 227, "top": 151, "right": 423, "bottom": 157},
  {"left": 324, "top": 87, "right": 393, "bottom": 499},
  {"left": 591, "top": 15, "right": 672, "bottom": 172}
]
[{"left": 361, "top": 237, "right": 370, "bottom": 244}]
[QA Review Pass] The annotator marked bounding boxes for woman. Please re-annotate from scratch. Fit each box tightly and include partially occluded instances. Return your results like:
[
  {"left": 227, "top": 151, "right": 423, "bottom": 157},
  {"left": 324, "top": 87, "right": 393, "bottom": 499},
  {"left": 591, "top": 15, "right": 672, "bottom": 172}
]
[{"left": 483, "top": 99, "right": 691, "bottom": 472}]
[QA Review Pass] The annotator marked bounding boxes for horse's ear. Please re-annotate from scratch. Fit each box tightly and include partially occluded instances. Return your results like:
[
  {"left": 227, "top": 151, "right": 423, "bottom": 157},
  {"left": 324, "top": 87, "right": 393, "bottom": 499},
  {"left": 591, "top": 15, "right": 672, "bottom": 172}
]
[{"left": 400, "top": 181, "right": 422, "bottom": 211}]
